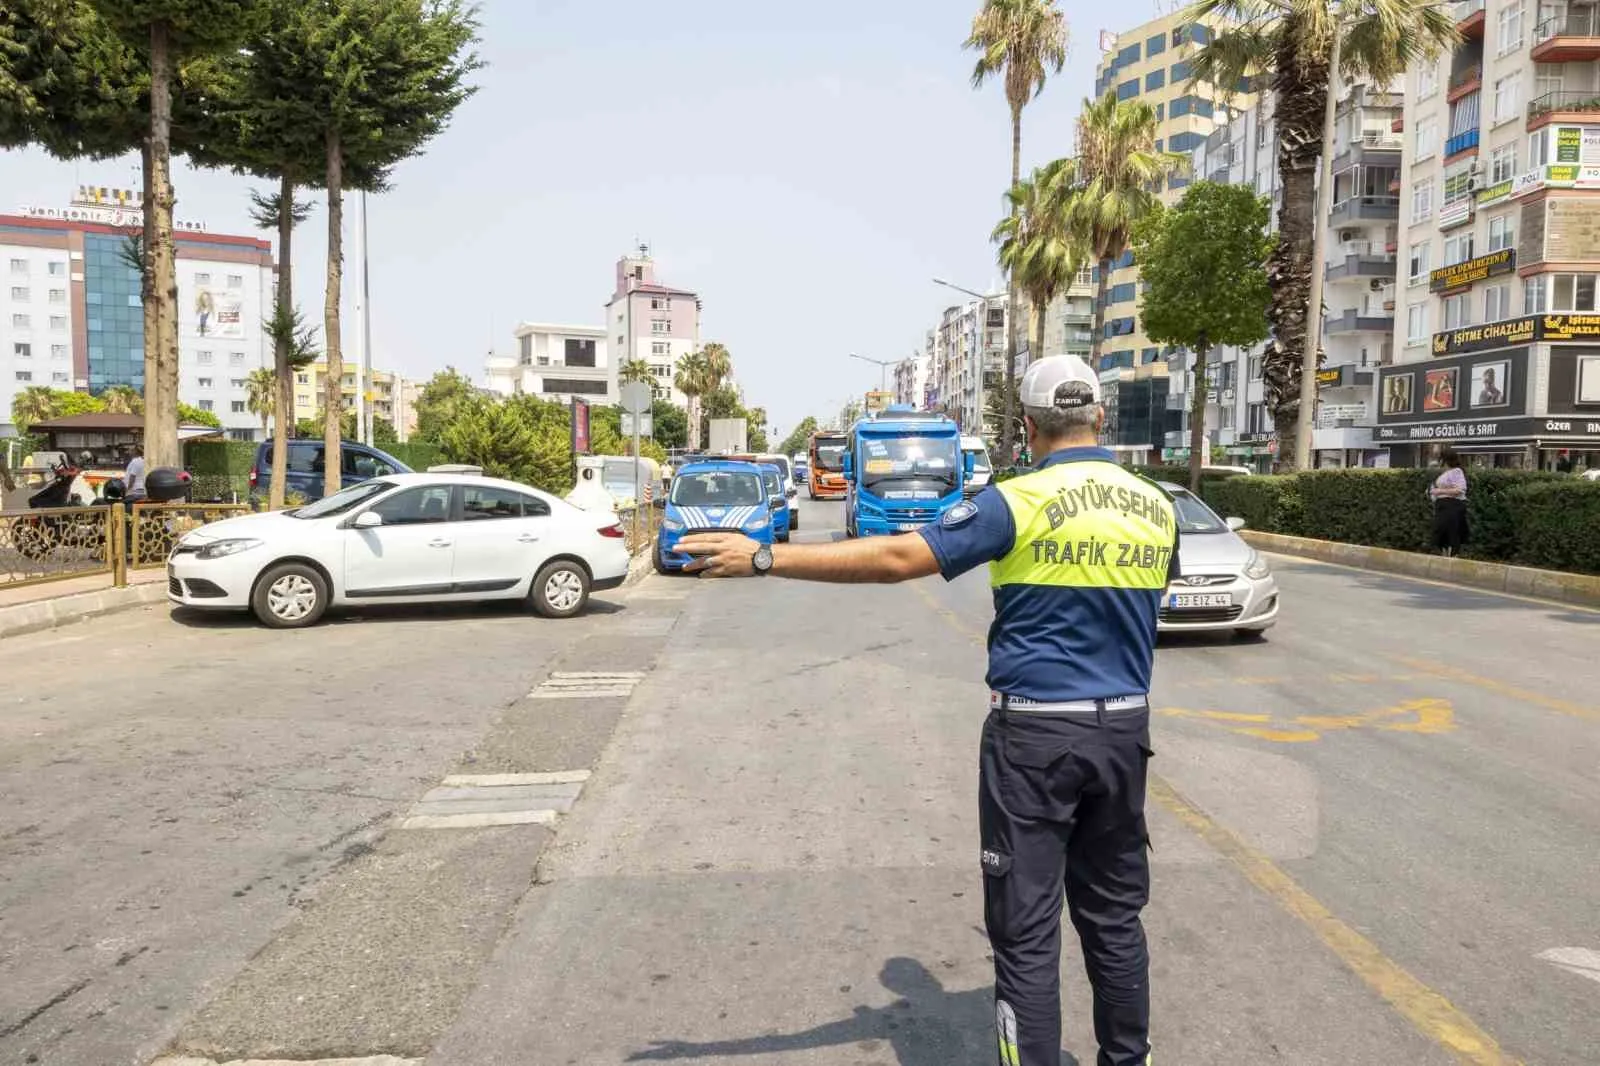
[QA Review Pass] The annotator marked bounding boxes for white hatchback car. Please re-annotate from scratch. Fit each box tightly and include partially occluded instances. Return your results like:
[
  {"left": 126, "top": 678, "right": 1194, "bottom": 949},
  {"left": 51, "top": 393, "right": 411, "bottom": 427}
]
[
  {"left": 1158, "top": 482, "right": 1279, "bottom": 638},
  {"left": 167, "top": 473, "right": 631, "bottom": 628}
]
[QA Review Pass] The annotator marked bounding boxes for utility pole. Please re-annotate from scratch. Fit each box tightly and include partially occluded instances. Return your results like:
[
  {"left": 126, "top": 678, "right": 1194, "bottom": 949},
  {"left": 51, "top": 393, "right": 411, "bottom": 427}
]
[{"left": 359, "top": 189, "right": 374, "bottom": 446}]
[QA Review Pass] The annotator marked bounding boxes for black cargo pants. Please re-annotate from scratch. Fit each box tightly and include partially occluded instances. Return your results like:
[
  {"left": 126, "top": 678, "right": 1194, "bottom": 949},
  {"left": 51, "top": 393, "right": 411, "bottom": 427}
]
[{"left": 979, "top": 701, "right": 1153, "bottom": 1066}]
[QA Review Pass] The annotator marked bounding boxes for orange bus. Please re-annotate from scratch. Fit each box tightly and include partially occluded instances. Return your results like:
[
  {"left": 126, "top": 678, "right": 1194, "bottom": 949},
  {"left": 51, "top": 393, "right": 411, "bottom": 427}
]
[{"left": 807, "top": 429, "right": 848, "bottom": 500}]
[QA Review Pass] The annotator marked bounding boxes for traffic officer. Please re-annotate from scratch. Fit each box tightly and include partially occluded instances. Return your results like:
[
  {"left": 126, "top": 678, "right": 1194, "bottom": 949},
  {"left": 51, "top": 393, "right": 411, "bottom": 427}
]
[{"left": 678, "top": 354, "right": 1179, "bottom": 1066}]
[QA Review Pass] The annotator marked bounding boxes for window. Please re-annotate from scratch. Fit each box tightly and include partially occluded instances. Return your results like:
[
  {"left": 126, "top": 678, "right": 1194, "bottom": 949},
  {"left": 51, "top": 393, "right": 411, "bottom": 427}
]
[
  {"left": 462, "top": 485, "right": 549, "bottom": 520},
  {"left": 342, "top": 374, "right": 355, "bottom": 386},
  {"left": 50, "top": 344, "right": 66, "bottom": 359},
  {"left": 47, "top": 261, "right": 65, "bottom": 277},
  {"left": 1551, "top": 272, "right": 1600, "bottom": 311},
  {"left": 1497, "top": 1, "right": 1524, "bottom": 54},
  {"left": 649, "top": 296, "right": 671, "bottom": 311},
  {"left": 650, "top": 341, "right": 670, "bottom": 356},
  {"left": 1248, "top": 354, "right": 1264, "bottom": 381},
  {"left": 194, "top": 272, "right": 211, "bottom": 286},
  {"left": 231, "top": 400, "right": 247, "bottom": 413},
  {"left": 51, "top": 371, "right": 68, "bottom": 384},
  {"left": 1444, "top": 292, "right": 1474, "bottom": 329},
  {"left": 197, "top": 377, "right": 214, "bottom": 388},
  {"left": 1145, "top": 69, "right": 1165, "bottom": 92},
  {"left": 1171, "top": 60, "right": 1193, "bottom": 81},
  {"left": 1492, "top": 73, "right": 1522, "bottom": 125},
  {"left": 1221, "top": 405, "right": 1235, "bottom": 430},
  {"left": 1116, "top": 79, "right": 1139, "bottom": 101},
  {"left": 1525, "top": 275, "right": 1547, "bottom": 312},
  {"left": 198, "top": 350, "right": 214, "bottom": 364},
  {"left": 48, "top": 315, "right": 65, "bottom": 331},
  {"left": 12, "top": 313, "right": 29, "bottom": 328},
  {"left": 227, "top": 274, "right": 243, "bottom": 288},
  {"left": 1415, "top": 116, "right": 1438, "bottom": 160},
  {"left": 1411, "top": 178, "right": 1434, "bottom": 221},
  {"left": 1418, "top": 65, "right": 1440, "bottom": 100},
  {"left": 650, "top": 320, "right": 670, "bottom": 334},
  {"left": 1170, "top": 95, "right": 1214, "bottom": 119},
  {"left": 1169, "top": 131, "right": 1205, "bottom": 152},
  {"left": 8, "top": 258, "right": 26, "bottom": 274},
  {"left": 48, "top": 288, "right": 65, "bottom": 304},
  {"left": 1407, "top": 303, "right": 1430, "bottom": 343},
  {"left": 564, "top": 338, "right": 597, "bottom": 367},
  {"left": 230, "top": 377, "right": 246, "bottom": 389},
  {"left": 13, "top": 342, "right": 31, "bottom": 358},
  {"left": 1488, "top": 214, "right": 1515, "bottom": 252},
  {"left": 1490, "top": 143, "right": 1517, "bottom": 183},
  {"left": 1529, "top": 130, "right": 1550, "bottom": 168},
  {"left": 296, "top": 372, "right": 309, "bottom": 383},
  {"left": 1444, "top": 232, "right": 1475, "bottom": 265},
  {"left": 1408, "top": 241, "right": 1432, "bottom": 283},
  {"left": 542, "top": 376, "right": 609, "bottom": 395},
  {"left": 1443, "top": 166, "right": 1474, "bottom": 204},
  {"left": 370, "top": 485, "right": 453, "bottom": 526},
  {"left": 198, "top": 399, "right": 215, "bottom": 411},
  {"left": 297, "top": 392, "right": 310, "bottom": 405},
  {"left": 1146, "top": 32, "right": 1166, "bottom": 57},
  {"left": 229, "top": 351, "right": 245, "bottom": 365},
  {"left": 1258, "top": 120, "right": 1269, "bottom": 148},
  {"left": 1153, "top": 102, "right": 1164, "bottom": 121},
  {"left": 1485, "top": 283, "right": 1512, "bottom": 321},
  {"left": 14, "top": 370, "right": 31, "bottom": 383},
  {"left": 10, "top": 286, "right": 29, "bottom": 300}
]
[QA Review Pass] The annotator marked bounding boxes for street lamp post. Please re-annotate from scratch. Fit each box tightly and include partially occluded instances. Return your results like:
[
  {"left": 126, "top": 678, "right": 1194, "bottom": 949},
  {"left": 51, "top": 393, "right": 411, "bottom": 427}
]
[
  {"left": 933, "top": 278, "right": 996, "bottom": 442},
  {"left": 848, "top": 352, "right": 896, "bottom": 396}
]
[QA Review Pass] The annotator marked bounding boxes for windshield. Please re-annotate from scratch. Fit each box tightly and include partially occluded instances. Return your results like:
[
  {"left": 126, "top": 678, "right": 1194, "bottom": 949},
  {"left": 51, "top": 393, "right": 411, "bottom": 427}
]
[
  {"left": 761, "top": 470, "right": 783, "bottom": 497},
  {"left": 812, "top": 441, "right": 846, "bottom": 471},
  {"left": 966, "top": 448, "right": 992, "bottom": 473},
  {"left": 670, "top": 471, "right": 764, "bottom": 507},
  {"left": 763, "top": 456, "right": 790, "bottom": 480},
  {"left": 291, "top": 479, "right": 393, "bottom": 519},
  {"left": 860, "top": 435, "right": 959, "bottom": 489},
  {"left": 1170, "top": 490, "right": 1227, "bottom": 534}
]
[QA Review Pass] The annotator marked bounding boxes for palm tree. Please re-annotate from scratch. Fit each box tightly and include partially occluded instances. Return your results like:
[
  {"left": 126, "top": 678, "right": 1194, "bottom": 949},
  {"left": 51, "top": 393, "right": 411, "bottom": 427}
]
[
  {"left": 994, "top": 159, "right": 1087, "bottom": 380},
  {"left": 674, "top": 351, "right": 710, "bottom": 450},
  {"left": 965, "top": 0, "right": 1068, "bottom": 459},
  {"left": 619, "top": 358, "right": 653, "bottom": 386},
  {"left": 100, "top": 384, "right": 145, "bottom": 415},
  {"left": 11, "top": 386, "right": 59, "bottom": 435},
  {"left": 1070, "top": 93, "right": 1185, "bottom": 370},
  {"left": 245, "top": 366, "right": 277, "bottom": 436},
  {"left": 700, "top": 342, "right": 733, "bottom": 393},
  {"left": 1188, "top": 0, "right": 1458, "bottom": 468}
]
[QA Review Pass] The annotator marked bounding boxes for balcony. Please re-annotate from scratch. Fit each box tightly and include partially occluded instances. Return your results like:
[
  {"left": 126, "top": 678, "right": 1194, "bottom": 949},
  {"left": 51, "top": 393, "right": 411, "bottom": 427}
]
[
  {"left": 1325, "top": 241, "right": 1398, "bottom": 281},
  {"left": 1329, "top": 195, "right": 1399, "bottom": 225},
  {"left": 1325, "top": 308, "right": 1395, "bottom": 334},
  {"left": 1453, "top": 0, "right": 1485, "bottom": 39},
  {"left": 1447, "top": 65, "right": 1482, "bottom": 102},
  {"left": 1332, "top": 130, "right": 1405, "bottom": 170},
  {"left": 1527, "top": 90, "right": 1600, "bottom": 127},
  {"left": 1444, "top": 128, "right": 1480, "bottom": 158},
  {"left": 1532, "top": 9, "right": 1600, "bottom": 62}
]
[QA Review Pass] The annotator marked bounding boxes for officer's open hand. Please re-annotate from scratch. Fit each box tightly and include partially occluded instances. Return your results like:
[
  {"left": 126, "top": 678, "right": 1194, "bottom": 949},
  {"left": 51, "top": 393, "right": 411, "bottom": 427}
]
[{"left": 677, "top": 532, "right": 762, "bottom": 577}]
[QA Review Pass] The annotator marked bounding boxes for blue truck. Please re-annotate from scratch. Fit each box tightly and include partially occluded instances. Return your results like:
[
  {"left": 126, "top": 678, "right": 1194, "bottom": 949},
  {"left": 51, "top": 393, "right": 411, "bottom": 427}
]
[{"left": 841, "top": 406, "right": 971, "bottom": 538}]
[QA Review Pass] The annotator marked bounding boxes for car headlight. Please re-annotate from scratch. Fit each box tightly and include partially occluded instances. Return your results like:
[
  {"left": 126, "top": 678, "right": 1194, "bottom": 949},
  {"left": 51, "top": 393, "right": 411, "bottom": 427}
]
[
  {"left": 746, "top": 515, "right": 770, "bottom": 531},
  {"left": 196, "top": 537, "right": 263, "bottom": 560},
  {"left": 1243, "top": 549, "right": 1271, "bottom": 580},
  {"left": 661, "top": 518, "right": 684, "bottom": 532}
]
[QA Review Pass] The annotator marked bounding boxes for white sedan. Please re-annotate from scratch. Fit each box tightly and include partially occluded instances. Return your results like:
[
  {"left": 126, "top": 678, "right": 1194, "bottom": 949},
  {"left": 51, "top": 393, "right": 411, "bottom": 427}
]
[
  {"left": 1157, "top": 483, "right": 1279, "bottom": 638},
  {"left": 167, "top": 473, "right": 631, "bottom": 628}
]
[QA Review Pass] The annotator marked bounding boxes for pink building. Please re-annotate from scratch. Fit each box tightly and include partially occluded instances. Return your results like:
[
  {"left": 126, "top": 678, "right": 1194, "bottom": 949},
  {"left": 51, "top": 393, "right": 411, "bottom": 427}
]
[{"left": 604, "top": 245, "right": 701, "bottom": 404}]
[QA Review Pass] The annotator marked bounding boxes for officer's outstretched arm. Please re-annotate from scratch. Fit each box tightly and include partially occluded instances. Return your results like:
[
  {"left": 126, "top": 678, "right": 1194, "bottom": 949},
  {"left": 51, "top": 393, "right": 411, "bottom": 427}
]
[{"left": 678, "top": 531, "right": 939, "bottom": 584}]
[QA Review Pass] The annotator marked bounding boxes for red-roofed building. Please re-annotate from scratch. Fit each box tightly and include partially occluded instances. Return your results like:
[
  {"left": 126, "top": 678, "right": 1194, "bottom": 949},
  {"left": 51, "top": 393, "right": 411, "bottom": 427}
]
[{"left": 604, "top": 244, "right": 702, "bottom": 406}]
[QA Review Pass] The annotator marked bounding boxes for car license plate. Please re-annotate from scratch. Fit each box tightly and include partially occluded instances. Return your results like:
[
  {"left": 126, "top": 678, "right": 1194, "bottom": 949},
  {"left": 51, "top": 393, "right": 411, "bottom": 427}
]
[
  {"left": 897, "top": 522, "right": 920, "bottom": 532},
  {"left": 1169, "top": 592, "right": 1232, "bottom": 608}
]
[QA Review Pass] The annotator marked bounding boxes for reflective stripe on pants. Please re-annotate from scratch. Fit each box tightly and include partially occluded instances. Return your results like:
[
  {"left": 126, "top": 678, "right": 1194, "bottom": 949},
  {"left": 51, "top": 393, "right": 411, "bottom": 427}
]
[{"left": 979, "top": 707, "right": 1153, "bottom": 1066}]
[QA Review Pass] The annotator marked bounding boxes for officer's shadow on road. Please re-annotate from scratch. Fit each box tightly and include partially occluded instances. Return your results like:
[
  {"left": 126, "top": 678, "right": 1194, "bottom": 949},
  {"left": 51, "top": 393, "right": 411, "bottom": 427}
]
[{"left": 626, "top": 956, "right": 1081, "bottom": 1066}]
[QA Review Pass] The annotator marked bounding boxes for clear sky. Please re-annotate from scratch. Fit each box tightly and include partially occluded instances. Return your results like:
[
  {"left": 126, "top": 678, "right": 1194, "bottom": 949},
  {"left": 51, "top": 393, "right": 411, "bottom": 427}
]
[{"left": 3, "top": 0, "right": 1142, "bottom": 443}]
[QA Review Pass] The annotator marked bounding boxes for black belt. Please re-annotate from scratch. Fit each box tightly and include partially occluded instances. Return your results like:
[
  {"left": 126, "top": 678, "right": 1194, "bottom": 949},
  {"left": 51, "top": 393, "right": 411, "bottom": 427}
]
[{"left": 989, "top": 692, "right": 1149, "bottom": 716}]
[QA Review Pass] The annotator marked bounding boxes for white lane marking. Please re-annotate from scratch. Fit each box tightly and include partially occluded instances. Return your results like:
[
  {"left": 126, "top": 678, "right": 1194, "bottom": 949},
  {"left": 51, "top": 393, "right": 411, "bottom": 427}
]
[
  {"left": 440, "top": 771, "right": 591, "bottom": 787},
  {"left": 399, "top": 810, "right": 557, "bottom": 830},
  {"left": 1537, "top": 947, "right": 1600, "bottom": 985},
  {"left": 549, "top": 671, "right": 647, "bottom": 679}
]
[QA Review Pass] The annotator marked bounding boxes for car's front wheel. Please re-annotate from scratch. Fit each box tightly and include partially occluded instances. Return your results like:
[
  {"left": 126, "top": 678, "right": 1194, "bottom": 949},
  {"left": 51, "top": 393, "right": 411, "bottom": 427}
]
[
  {"left": 252, "top": 562, "right": 329, "bottom": 629},
  {"left": 532, "top": 559, "right": 591, "bottom": 618}
]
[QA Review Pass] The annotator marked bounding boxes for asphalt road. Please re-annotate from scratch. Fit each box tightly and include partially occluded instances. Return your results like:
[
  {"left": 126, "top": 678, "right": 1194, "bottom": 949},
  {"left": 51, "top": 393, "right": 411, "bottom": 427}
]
[{"left": 3, "top": 497, "right": 1597, "bottom": 1065}]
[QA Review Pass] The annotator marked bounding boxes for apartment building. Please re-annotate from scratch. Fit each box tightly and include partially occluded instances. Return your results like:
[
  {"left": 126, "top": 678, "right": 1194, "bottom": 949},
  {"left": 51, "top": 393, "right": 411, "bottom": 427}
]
[
  {"left": 1091, "top": 11, "right": 1256, "bottom": 373},
  {"left": 892, "top": 349, "right": 932, "bottom": 409},
  {"left": 484, "top": 323, "right": 612, "bottom": 406},
  {"left": 292, "top": 361, "right": 420, "bottom": 436},
  {"left": 930, "top": 292, "right": 1009, "bottom": 434},
  {"left": 1385, "top": 0, "right": 1600, "bottom": 468},
  {"left": 604, "top": 246, "right": 700, "bottom": 406}
]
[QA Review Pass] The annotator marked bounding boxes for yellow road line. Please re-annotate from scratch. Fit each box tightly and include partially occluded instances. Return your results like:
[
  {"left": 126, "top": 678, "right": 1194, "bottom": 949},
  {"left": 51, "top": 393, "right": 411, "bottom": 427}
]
[
  {"left": 1391, "top": 656, "right": 1600, "bottom": 723},
  {"left": 1149, "top": 777, "right": 1522, "bottom": 1066},
  {"left": 913, "top": 579, "right": 1520, "bottom": 1063}
]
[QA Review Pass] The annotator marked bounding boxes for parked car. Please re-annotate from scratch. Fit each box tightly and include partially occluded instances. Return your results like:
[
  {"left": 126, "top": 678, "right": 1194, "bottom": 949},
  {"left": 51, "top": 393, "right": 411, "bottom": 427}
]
[
  {"left": 960, "top": 435, "right": 993, "bottom": 497},
  {"left": 248, "top": 439, "right": 412, "bottom": 503},
  {"left": 168, "top": 473, "right": 630, "bottom": 628},
  {"left": 1157, "top": 482, "right": 1278, "bottom": 638}
]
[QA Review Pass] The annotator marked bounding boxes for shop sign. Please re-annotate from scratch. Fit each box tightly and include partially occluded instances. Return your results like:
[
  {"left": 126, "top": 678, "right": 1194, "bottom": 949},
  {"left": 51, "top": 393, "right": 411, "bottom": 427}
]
[
  {"left": 1430, "top": 312, "right": 1600, "bottom": 355},
  {"left": 1513, "top": 169, "right": 1547, "bottom": 197},
  {"left": 1316, "top": 368, "right": 1342, "bottom": 386},
  {"left": 1428, "top": 248, "right": 1514, "bottom": 293},
  {"left": 1557, "top": 126, "right": 1583, "bottom": 163},
  {"left": 1438, "top": 198, "right": 1474, "bottom": 231},
  {"left": 1475, "top": 179, "right": 1514, "bottom": 206},
  {"left": 1545, "top": 198, "right": 1600, "bottom": 262},
  {"left": 1373, "top": 416, "right": 1600, "bottom": 442}
]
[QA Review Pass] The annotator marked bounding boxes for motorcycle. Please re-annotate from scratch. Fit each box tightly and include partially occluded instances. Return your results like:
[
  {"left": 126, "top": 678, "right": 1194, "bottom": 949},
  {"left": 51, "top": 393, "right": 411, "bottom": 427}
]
[{"left": 8, "top": 455, "right": 99, "bottom": 560}]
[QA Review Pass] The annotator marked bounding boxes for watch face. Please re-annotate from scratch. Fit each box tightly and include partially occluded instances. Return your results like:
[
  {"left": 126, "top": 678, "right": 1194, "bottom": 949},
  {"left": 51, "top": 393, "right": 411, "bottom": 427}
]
[{"left": 753, "top": 546, "right": 774, "bottom": 573}]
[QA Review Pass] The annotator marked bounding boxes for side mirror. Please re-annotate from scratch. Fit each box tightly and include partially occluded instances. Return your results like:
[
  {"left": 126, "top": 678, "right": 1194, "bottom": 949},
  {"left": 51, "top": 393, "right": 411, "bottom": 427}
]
[
  {"left": 963, "top": 453, "right": 976, "bottom": 479},
  {"left": 769, "top": 497, "right": 782, "bottom": 511},
  {"left": 842, "top": 453, "right": 854, "bottom": 480},
  {"left": 653, "top": 496, "right": 667, "bottom": 509},
  {"left": 352, "top": 511, "right": 384, "bottom": 529},
  {"left": 1226, "top": 516, "right": 1247, "bottom": 531}
]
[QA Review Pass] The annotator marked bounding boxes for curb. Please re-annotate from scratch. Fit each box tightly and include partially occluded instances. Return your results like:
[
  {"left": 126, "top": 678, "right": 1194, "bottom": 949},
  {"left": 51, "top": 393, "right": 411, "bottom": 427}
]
[
  {"left": 621, "top": 544, "right": 655, "bottom": 588},
  {"left": 0, "top": 580, "right": 169, "bottom": 639},
  {"left": 1241, "top": 530, "right": 1600, "bottom": 609}
]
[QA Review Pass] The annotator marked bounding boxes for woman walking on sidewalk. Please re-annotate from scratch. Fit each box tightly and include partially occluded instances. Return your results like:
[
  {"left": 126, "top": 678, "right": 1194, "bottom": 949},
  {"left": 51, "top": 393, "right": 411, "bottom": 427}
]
[{"left": 1429, "top": 447, "right": 1469, "bottom": 557}]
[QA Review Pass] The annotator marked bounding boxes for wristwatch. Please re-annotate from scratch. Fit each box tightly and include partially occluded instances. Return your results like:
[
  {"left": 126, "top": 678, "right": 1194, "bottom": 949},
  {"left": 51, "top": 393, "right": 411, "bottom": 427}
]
[{"left": 751, "top": 545, "right": 774, "bottom": 576}]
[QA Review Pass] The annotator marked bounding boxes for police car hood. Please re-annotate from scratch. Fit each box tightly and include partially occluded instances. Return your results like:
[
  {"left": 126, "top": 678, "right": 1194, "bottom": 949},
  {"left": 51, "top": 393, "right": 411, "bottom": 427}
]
[
  {"left": 672, "top": 503, "right": 766, "bottom": 528},
  {"left": 1176, "top": 529, "right": 1253, "bottom": 571}
]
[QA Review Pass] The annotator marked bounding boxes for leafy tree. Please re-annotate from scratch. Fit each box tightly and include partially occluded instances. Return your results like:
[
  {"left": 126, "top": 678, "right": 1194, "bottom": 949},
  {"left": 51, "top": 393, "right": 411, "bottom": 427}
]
[
  {"left": 1132, "top": 182, "right": 1273, "bottom": 490},
  {"left": 1189, "top": 0, "right": 1458, "bottom": 469},
  {"left": 11, "top": 386, "right": 62, "bottom": 434},
  {"left": 965, "top": 0, "right": 1067, "bottom": 460},
  {"left": 1069, "top": 92, "right": 1184, "bottom": 368},
  {"left": 414, "top": 367, "right": 479, "bottom": 443},
  {"left": 439, "top": 395, "right": 573, "bottom": 494},
  {"left": 178, "top": 401, "right": 221, "bottom": 428},
  {"left": 777, "top": 416, "right": 819, "bottom": 457},
  {"left": 100, "top": 384, "right": 145, "bottom": 414},
  {"left": 618, "top": 358, "right": 652, "bottom": 386},
  {"left": 994, "top": 158, "right": 1085, "bottom": 377},
  {"left": 650, "top": 400, "right": 688, "bottom": 450}
]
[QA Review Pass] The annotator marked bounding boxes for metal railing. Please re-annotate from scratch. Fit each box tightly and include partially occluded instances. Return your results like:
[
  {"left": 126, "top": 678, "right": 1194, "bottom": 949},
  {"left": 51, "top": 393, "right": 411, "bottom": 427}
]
[
  {"left": 1448, "top": 65, "right": 1482, "bottom": 93},
  {"left": 1, "top": 506, "right": 115, "bottom": 590},
  {"left": 1528, "top": 90, "right": 1600, "bottom": 118},
  {"left": 128, "top": 503, "right": 251, "bottom": 570},
  {"left": 1534, "top": 9, "right": 1600, "bottom": 43},
  {"left": 1452, "top": 0, "right": 1485, "bottom": 20}
]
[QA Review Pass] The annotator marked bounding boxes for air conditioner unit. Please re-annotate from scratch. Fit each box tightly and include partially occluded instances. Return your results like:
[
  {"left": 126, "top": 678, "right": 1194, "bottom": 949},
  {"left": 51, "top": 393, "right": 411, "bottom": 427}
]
[
  {"left": 1370, "top": 278, "right": 1385, "bottom": 291},
  {"left": 1339, "top": 229, "right": 1359, "bottom": 242}
]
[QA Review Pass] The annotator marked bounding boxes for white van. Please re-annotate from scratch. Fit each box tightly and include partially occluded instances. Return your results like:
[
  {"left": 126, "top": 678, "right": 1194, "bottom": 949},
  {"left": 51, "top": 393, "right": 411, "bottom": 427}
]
[{"left": 961, "top": 436, "right": 993, "bottom": 497}]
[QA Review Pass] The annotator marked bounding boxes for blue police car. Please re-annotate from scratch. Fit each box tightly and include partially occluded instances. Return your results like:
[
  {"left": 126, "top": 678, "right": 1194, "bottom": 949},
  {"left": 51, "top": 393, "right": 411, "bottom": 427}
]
[
  {"left": 654, "top": 460, "right": 775, "bottom": 573},
  {"left": 758, "top": 463, "right": 792, "bottom": 542}
]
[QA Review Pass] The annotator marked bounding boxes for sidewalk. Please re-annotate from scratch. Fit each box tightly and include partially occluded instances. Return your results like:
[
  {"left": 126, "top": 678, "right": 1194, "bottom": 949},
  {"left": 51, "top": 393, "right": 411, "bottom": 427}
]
[{"left": 0, "top": 568, "right": 167, "bottom": 638}]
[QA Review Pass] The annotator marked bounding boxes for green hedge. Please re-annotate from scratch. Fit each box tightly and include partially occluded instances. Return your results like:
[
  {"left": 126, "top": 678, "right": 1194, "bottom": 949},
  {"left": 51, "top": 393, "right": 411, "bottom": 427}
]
[
  {"left": 1504, "top": 480, "right": 1600, "bottom": 574},
  {"left": 185, "top": 440, "right": 257, "bottom": 476},
  {"left": 1204, "top": 474, "right": 1304, "bottom": 535},
  {"left": 386, "top": 441, "right": 444, "bottom": 470}
]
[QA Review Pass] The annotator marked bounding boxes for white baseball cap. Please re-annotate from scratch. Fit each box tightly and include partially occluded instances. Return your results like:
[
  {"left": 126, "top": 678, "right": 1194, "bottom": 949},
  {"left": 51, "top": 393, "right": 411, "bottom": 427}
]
[{"left": 1020, "top": 354, "right": 1101, "bottom": 410}]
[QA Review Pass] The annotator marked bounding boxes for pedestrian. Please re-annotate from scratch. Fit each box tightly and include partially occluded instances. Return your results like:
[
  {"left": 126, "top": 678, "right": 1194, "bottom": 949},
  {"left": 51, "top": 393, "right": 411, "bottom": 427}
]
[
  {"left": 124, "top": 444, "right": 148, "bottom": 502},
  {"left": 679, "top": 354, "right": 1179, "bottom": 1066},
  {"left": 1555, "top": 450, "right": 1574, "bottom": 474},
  {"left": 1429, "top": 446, "right": 1468, "bottom": 557}
]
